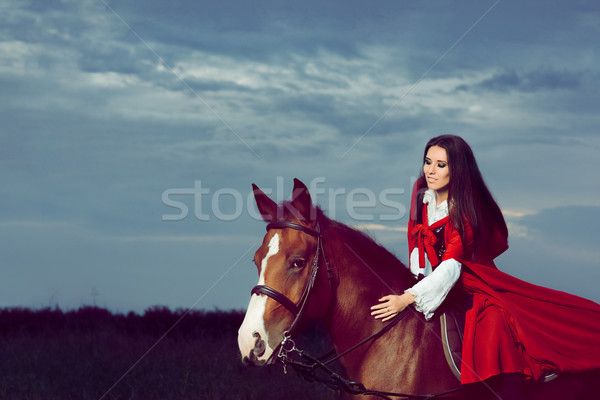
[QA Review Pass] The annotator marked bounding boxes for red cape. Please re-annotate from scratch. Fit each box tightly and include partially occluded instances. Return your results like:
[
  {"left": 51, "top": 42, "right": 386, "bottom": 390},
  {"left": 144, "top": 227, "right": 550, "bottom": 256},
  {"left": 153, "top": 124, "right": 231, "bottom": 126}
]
[{"left": 460, "top": 261, "right": 600, "bottom": 383}]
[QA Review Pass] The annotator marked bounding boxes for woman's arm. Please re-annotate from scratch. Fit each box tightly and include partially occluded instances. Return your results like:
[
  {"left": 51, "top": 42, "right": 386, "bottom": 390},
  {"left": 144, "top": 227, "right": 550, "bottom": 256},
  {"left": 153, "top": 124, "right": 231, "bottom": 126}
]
[
  {"left": 405, "top": 259, "right": 461, "bottom": 320},
  {"left": 371, "top": 248, "right": 459, "bottom": 322}
]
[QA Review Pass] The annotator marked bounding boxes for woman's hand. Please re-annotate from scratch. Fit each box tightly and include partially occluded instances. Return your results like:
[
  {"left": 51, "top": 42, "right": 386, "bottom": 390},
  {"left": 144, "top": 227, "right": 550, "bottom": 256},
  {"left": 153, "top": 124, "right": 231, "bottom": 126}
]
[{"left": 370, "top": 293, "right": 415, "bottom": 322}]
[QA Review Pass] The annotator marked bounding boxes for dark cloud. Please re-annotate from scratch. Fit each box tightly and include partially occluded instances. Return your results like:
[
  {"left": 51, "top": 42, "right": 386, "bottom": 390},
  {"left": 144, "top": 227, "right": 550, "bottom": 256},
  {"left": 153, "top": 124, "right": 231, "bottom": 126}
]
[
  {"left": 455, "top": 68, "right": 585, "bottom": 93},
  {"left": 499, "top": 206, "right": 600, "bottom": 303},
  {"left": 78, "top": 45, "right": 146, "bottom": 74},
  {"left": 519, "top": 206, "right": 600, "bottom": 246}
]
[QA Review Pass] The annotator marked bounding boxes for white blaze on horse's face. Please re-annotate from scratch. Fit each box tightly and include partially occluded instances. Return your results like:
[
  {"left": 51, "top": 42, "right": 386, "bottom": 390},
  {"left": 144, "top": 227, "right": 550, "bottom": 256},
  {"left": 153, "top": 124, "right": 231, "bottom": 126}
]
[{"left": 238, "top": 233, "right": 280, "bottom": 366}]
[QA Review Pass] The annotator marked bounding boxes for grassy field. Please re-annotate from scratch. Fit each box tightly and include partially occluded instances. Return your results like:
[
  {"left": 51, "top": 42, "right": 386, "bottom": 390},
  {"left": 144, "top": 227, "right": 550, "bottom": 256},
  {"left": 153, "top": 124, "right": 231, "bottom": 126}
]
[{"left": 0, "top": 306, "right": 337, "bottom": 400}]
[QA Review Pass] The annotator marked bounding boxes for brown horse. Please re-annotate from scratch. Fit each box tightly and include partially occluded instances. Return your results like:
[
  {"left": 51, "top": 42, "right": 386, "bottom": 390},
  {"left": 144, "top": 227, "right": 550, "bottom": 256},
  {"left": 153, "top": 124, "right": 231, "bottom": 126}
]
[{"left": 238, "top": 179, "right": 597, "bottom": 399}]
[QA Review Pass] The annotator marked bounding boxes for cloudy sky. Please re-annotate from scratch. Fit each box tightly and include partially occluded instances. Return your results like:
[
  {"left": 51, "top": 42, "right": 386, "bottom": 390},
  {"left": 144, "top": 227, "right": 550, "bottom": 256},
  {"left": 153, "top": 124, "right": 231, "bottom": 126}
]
[{"left": 1, "top": 0, "right": 599, "bottom": 313}]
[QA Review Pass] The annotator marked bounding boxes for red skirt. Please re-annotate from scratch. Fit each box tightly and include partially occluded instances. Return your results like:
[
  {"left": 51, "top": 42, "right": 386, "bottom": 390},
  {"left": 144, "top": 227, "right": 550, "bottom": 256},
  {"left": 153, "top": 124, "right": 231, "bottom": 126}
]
[{"left": 459, "top": 262, "right": 600, "bottom": 385}]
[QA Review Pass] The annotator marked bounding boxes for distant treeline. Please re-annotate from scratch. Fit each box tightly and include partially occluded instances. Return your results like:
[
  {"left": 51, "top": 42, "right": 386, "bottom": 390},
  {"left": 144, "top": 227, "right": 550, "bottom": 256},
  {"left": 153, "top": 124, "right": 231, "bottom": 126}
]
[
  {"left": 0, "top": 306, "right": 336, "bottom": 400},
  {"left": 0, "top": 305, "right": 245, "bottom": 339}
]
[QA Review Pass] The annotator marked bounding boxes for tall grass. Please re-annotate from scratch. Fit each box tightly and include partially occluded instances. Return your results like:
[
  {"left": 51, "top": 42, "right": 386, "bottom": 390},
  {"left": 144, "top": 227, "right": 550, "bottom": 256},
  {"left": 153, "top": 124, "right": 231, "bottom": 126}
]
[{"left": 0, "top": 306, "right": 337, "bottom": 399}]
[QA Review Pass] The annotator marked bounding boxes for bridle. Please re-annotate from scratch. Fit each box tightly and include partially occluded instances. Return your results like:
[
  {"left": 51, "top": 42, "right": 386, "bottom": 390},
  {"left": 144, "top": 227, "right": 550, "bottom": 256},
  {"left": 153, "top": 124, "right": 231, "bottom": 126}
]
[
  {"left": 251, "top": 220, "right": 333, "bottom": 339},
  {"left": 249, "top": 220, "right": 462, "bottom": 400}
]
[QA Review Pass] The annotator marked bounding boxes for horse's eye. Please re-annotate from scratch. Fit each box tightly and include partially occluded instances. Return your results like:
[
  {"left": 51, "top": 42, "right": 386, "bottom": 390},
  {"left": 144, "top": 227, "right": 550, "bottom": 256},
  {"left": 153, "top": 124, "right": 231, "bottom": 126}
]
[{"left": 292, "top": 258, "right": 307, "bottom": 270}]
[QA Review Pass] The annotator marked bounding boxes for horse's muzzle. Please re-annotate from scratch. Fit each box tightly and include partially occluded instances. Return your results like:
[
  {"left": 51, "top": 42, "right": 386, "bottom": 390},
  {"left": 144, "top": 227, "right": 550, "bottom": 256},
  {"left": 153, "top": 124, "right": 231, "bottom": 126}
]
[{"left": 241, "top": 331, "right": 274, "bottom": 367}]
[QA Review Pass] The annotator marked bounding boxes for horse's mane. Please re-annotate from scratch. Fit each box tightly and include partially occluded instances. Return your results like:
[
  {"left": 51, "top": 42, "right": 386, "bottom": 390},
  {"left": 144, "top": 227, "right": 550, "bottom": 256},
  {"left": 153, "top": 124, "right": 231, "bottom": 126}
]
[
  {"left": 328, "top": 214, "right": 400, "bottom": 259},
  {"left": 277, "top": 201, "right": 413, "bottom": 285},
  {"left": 316, "top": 206, "right": 416, "bottom": 307}
]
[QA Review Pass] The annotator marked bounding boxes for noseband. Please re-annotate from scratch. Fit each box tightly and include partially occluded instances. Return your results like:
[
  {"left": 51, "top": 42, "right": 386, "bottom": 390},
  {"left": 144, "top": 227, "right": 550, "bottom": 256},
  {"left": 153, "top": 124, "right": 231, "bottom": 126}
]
[{"left": 250, "top": 220, "right": 331, "bottom": 337}]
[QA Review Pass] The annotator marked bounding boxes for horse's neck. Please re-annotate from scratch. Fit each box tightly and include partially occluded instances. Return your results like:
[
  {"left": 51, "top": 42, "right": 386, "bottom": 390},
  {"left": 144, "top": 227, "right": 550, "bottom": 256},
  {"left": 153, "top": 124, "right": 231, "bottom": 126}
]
[
  {"left": 323, "top": 228, "right": 410, "bottom": 367},
  {"left": 323, "top": 227, "right": 457, "bottom": 393},
  {"left": 327, "top": 304, "right": 456, "bottom": 393}
]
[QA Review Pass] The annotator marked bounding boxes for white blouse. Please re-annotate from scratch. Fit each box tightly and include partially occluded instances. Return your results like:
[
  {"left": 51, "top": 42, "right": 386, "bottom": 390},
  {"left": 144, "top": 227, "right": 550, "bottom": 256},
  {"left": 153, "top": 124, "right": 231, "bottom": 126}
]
[{"left": 406, "top": 189, "right": 461, "bottom": 320}]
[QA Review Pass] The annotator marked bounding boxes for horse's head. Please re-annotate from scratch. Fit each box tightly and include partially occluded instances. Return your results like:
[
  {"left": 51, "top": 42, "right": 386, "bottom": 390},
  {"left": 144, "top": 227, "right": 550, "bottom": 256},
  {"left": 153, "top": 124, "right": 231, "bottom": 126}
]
[{"left": 238, "top": 178, "right": 332, "bottom": 366}]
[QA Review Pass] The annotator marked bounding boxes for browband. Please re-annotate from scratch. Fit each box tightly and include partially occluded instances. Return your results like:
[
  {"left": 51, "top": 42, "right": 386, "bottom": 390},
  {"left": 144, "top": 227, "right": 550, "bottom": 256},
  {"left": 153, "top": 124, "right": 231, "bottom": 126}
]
[{"left": 266, "top": 221, "right": 322, "bottom": 238}]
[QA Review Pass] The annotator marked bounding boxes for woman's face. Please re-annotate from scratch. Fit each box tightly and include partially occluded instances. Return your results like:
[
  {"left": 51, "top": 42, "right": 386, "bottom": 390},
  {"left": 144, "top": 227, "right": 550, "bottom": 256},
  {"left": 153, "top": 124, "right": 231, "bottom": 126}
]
[{"left": 424, "top": 145, "right": 450, "bottom": 201}]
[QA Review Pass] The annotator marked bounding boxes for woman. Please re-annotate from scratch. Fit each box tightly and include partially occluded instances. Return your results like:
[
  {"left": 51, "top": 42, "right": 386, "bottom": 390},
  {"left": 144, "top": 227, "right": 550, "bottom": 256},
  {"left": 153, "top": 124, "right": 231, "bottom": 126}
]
[{"left": 371, "top": 135, "right": 600, "bottom": 398}]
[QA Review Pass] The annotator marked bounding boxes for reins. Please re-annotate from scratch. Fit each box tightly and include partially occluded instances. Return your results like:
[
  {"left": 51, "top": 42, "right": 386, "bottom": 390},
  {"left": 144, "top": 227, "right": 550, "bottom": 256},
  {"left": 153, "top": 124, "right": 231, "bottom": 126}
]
[
  {"left": 251, "top": 220, "right": 463, "bottom": 400},
  {"left": 277, "top": 310, "right": 462, "bottom": 400}
]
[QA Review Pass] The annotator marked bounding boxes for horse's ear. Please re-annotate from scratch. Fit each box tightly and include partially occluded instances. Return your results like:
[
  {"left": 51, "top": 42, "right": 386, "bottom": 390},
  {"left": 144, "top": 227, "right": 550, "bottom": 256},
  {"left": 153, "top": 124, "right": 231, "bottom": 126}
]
[
  {"left": 289, "top": 178, "right": 316, "bottom": 222},
  {"left": 253, "top": 183, "right": 277, "bottom": 222}
]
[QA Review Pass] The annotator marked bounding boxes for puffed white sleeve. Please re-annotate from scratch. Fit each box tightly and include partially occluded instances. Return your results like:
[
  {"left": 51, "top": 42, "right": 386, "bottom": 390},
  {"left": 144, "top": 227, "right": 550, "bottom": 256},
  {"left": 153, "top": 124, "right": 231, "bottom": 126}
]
[
  {"left": 409, "top": 247, "right": 421, "bottom": 278},
  {"left": 405, "top": 258, "right": 461, "bottom": 320}
]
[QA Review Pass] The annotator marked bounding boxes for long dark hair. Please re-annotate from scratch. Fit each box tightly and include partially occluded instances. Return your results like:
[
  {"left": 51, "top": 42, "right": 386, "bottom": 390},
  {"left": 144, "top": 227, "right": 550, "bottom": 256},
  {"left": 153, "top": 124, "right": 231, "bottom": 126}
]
[{"left": 411, "top": 135, "right": 508, "bottom": 262}]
